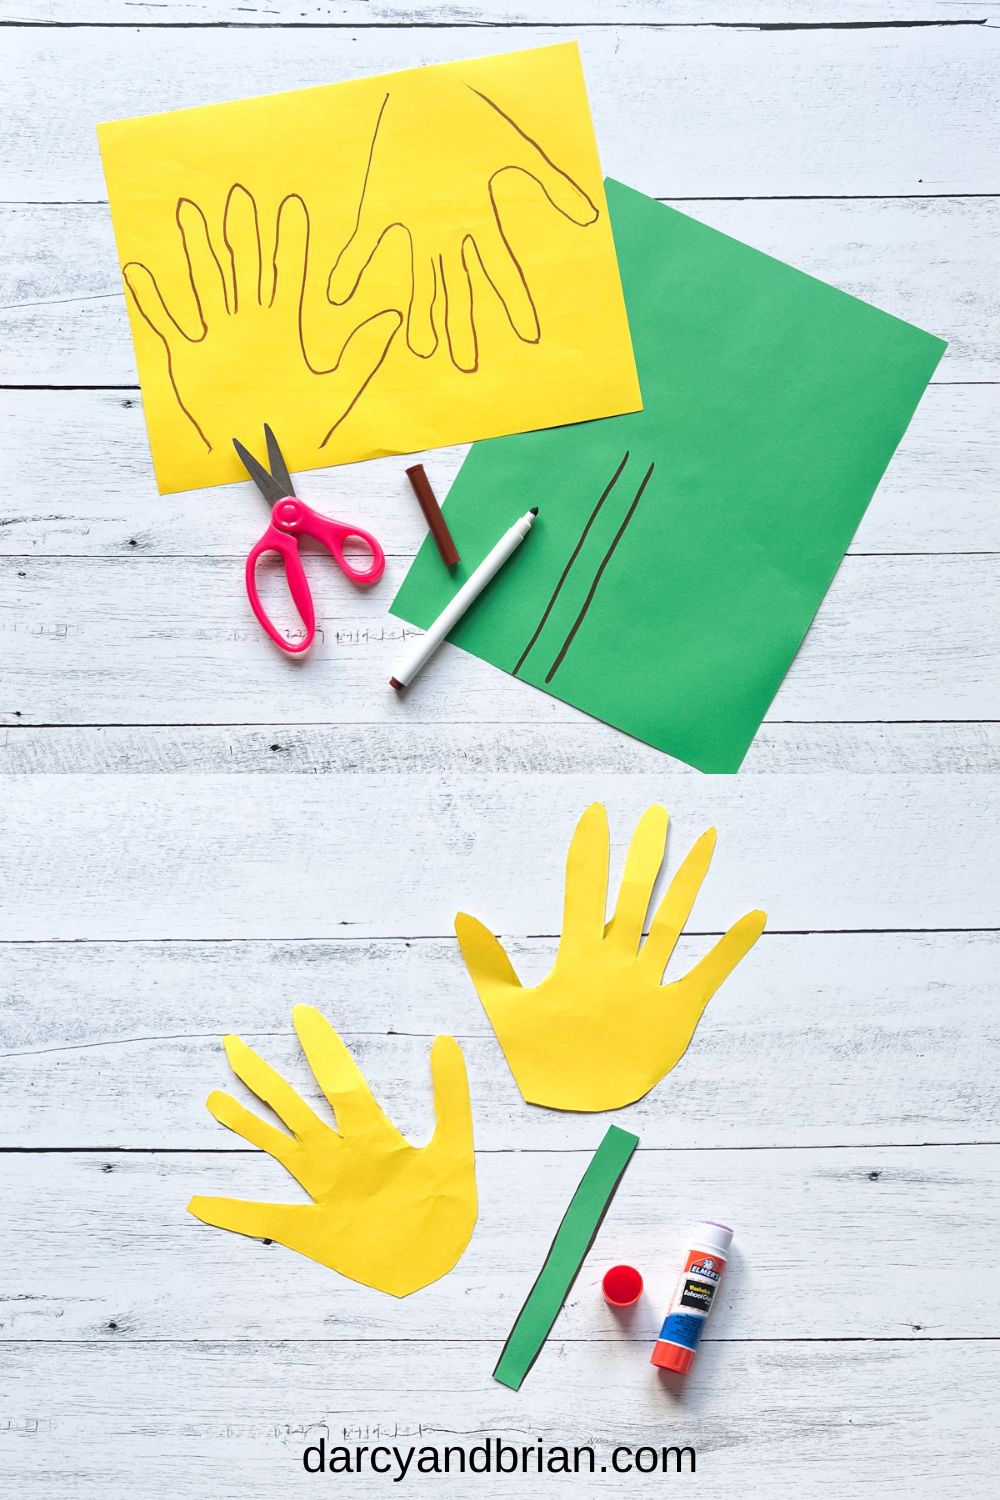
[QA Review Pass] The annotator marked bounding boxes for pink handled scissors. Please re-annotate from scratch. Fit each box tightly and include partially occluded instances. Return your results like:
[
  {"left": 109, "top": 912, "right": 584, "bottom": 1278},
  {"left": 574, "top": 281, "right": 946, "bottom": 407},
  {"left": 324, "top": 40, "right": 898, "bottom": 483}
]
[{"left": 233, "top": 425, "right": 385, "bottom": 656}]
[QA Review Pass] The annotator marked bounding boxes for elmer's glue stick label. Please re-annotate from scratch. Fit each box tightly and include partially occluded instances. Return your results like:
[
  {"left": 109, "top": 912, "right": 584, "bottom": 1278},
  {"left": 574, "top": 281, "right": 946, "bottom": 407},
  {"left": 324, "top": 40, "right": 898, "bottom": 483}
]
[{"left": 651, "top": 1221, "right": 732, "bottom": 1375}]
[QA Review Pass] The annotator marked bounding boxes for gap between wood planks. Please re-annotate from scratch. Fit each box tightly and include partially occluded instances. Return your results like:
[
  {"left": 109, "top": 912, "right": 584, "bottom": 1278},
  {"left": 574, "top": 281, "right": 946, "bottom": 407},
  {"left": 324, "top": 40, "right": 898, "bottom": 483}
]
[
  {"left": 5, "top": 195, "right": 1000, "bottom": 206},
  {"left": 4, "top": 551, "right": 997, "bottom": 559},
  {"left": 15, "top": 372, "right": 982, "bottom": 406},
  {"left": 1, "top": 720, "right": 997, "bottom": 728},
  {"left": 3, "top": 1140, "right": 998, "bottom": 1154},
  {"left": 0, "top": 927, "right": 997, "bottom": 944},
  {"left": 4, "top": 378, "right": 996, "bottom": 385},
  {"left": 0, "top": 20, "right": 991, "bottom": 32},
  {"left": 4, "top": 1336, "right": 997, "bottom": 1345}
]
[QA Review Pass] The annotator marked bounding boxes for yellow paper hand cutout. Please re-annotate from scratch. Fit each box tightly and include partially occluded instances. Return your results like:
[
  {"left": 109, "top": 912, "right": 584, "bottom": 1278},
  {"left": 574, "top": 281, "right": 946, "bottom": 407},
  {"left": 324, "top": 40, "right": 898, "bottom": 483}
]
[
  {"left": 455, "top": 805, "right": 767, "bottom": 1112},
  {"left": 123, "top": 184, "right": 402, "bottom": 456},
  {"left": 188, "top": 1006, "right": 477, "bottom": 1296},
  {"left": 328, "top": 73, "right": 599, "bottom": 373}
]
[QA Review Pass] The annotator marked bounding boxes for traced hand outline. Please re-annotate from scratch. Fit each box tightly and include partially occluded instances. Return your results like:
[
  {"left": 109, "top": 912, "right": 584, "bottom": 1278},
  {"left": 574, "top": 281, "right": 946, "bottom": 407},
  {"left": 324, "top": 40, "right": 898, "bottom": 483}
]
[
  {"left": 455, "top": 804, "right": 767, "bottom": 1112},
  {"left": 187, "top": 1005, "right": 477, "bottom": 1297},
  {"left": 122, "top": 183, "right": 402, "bottom": 454},
  {"left": 327, "top": 79, "right": 599, "bottom": 374}
]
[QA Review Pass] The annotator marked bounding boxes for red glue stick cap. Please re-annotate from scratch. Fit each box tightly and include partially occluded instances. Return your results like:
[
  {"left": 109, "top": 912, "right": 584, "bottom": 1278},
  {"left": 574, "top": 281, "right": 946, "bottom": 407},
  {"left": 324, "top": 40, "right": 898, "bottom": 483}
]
[
  {"left": 602, "top": 1264, "right": 643, "bottom": 1308},
  {"left": 651, "top": 1340, "right": 696, "bottom": 1375}
]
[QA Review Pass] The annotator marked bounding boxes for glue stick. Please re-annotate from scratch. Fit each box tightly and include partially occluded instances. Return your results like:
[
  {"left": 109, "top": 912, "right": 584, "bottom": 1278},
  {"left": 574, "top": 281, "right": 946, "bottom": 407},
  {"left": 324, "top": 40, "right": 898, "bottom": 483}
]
[{"left": 650, "top": 1221, "right": 732, "bottom": 1374}]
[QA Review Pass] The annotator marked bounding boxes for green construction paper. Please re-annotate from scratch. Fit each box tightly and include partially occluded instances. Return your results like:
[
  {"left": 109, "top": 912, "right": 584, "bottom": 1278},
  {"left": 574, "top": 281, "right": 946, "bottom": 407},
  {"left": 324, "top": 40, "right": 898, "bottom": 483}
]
[
  {"left": 392, "top": 179, "right": 946, "bottom": 772},
  {"left": 492, "top": 1124, "right": 638, "bottom": 1391}
]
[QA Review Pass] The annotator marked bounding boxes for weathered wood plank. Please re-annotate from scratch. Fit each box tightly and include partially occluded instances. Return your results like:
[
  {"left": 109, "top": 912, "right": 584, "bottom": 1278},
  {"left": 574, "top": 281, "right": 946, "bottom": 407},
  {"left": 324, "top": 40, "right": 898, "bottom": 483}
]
[
  {"left": 1, "top": 773, "right": 996, "bottom": 939},
  {"left": 0, "top": 931, "right": 995, "bottom": 1149},
  {"left": 2, "top": 3, "right": 993, "bottom": 26},
  {"left": 2, "top": 197, "right": 989, "bottom": 387},
  {"left": 3, "top": 723, "right": 999, "bottom": 775},
  {"left": 4, "top": 26, "right": 1000, "bottom": 201},
  {"left": 1, "top": 11, "right": 995, "bottom": 1497},
  {"left": 4, "top": 380, "right": 996, "bottom": 558},
  {"left": 1, "top": 1144, "right": 995, "bottom": 1340},
  {"left": 0, "top": 1339, "right": 994, "bottom": 1498},
  {"left": 1, "top": 554, "right": 996, "bottom": 726}
]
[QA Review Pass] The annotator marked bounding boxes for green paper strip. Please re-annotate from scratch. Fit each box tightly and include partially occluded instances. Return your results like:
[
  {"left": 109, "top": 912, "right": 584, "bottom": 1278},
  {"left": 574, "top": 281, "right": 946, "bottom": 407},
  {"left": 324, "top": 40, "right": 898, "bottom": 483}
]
[{"left": 493, "top": 1125, "right": 639, "bottom": 1391}]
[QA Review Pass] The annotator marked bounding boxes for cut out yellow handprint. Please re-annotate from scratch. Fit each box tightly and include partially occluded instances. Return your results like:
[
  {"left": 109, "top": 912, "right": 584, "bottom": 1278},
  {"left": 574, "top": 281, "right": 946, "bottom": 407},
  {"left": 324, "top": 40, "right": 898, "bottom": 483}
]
[
  {"left": 187, "top": 1006, "right": 477, "bottom": 1296},
  {"left": 455, "top": 805, "right": 766, "bottom": 1112}
]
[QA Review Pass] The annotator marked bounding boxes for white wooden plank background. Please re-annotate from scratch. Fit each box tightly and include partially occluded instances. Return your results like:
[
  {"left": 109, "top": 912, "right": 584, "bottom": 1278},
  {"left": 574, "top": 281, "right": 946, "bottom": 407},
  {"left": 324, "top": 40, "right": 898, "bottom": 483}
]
[
  {"left": 5, "top": 3, "right": 996, "bottom": 22},
  {"left": 7, "top": 197, "right": 998, "bottom": 384},
  {"left": 4, "top": 26, "right": 1000, "bottom": 197},
  {"left": 3, "top": 384, "right": 999, "bottom": 556},
  {"left": 3, "top": 930, "right": 997, "bottom": 1149},
  {"left": 2, "top": 2, "right": 999, "bottom": 1496},
  {"left": 1, "top": 1342, "right": 994, "bottom": 1500},
  {"left": 4, "top": 1145, "right": 998, "bottom": 1340},
  {"left": 2, "top": 555, "right": 997, "bottom": 724}
]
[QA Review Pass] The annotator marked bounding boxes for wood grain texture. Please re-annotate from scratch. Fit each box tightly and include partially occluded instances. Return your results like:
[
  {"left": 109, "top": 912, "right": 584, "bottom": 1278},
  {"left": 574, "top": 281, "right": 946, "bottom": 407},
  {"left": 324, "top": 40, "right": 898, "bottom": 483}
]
[
  {"left": 1, "top": 198, "right": 988, "bottom": 394},
  {"left": 1, "top": 1340, "right": 995, "bottom": 1499},
  {"left": 3, "top": 722, "right": 999, "bottom": 774},
  {"left": 2, "top": 6, "right": 998, "bottom": 1496},
  {"left": 1, "top": 932, "right": 995, "bottom": 1149},
  {"left": 3, "top": 382, "right": 999, "bottom": 557},
  {"left": 1, "top": 554, "right": 996, "bottom": 726},
  {"left": 3, "top": 3, "right": 994, "bottom": 25},
  {"left": 4, "top": 25, "right": 1000, "bottom": 200},
  {"left": 2, "top": 773, "right": 997, "bottom": 938},
  {"left": 1, "top": 1144, "right": 996, "bottom": 1340},
  {"left": 2, "top": 197, "right": 994, "bottom": 386}
]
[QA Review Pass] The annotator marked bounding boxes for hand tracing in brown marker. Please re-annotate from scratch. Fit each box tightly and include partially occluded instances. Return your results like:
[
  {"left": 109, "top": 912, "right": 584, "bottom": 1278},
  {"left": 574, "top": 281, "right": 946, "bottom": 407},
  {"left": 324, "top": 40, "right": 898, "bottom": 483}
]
[
  {"left": 123, "top": 184, "right": 402, "bottom": 455},
  {"left": 327, "top": 75, "right": 600, "bottom": 374}
]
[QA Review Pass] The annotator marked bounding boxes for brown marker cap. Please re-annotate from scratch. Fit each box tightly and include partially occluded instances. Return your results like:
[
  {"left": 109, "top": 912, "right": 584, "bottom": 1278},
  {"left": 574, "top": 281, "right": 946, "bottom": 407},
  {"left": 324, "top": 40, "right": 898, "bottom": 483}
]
[{"left": 405, "top": 463, "right": 460, "bottom": 567}]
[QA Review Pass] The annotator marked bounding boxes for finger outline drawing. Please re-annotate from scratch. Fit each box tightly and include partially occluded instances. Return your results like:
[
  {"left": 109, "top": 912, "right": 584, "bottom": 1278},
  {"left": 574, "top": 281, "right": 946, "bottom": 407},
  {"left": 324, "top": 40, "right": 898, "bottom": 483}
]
[
  {"left": 122, "top": 182, "right": 402, "bottom": 454},
  {"left": 327, "top": 82, "right": 600, "bottom": 374}
]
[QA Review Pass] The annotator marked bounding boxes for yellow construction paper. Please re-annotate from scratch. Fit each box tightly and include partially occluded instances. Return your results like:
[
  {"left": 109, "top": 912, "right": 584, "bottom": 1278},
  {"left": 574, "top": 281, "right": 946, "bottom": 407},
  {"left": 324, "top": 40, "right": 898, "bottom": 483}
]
[
  {"left": 456, "top": 805, "right": 767, "bottom": 1112},
  {"left": 187, "top": 1006, "right": 477, "bottom": 1296},
  {"left": 97, "top": 43, "right": 640, "bottom": 494}
]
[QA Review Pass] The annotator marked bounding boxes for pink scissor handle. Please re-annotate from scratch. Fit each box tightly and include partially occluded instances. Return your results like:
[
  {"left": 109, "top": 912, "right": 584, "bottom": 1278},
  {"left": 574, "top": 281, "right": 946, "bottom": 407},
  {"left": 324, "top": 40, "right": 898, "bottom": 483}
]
[
  {"left": 245, "top": 525, "right": 316, "bottom": 655},
  {"left": 246, "top": 498, "right": 386, "bottom": 655},
  {"left": 286, "top": 499, "right": 386, "bottom": 586}
]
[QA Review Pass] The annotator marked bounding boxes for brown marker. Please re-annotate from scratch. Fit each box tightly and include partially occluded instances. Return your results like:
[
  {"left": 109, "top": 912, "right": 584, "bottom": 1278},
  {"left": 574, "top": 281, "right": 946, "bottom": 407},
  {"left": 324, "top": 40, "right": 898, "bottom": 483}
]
[{"left": 405, "top": 463, "right": 460, "bottom": 567}]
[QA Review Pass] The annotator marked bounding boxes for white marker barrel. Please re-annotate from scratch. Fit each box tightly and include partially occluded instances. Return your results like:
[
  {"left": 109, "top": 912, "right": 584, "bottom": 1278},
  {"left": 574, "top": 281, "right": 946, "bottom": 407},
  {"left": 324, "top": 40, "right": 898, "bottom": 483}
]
[{"left": 390, "top": 508, "right": 537, "bottom": 690}]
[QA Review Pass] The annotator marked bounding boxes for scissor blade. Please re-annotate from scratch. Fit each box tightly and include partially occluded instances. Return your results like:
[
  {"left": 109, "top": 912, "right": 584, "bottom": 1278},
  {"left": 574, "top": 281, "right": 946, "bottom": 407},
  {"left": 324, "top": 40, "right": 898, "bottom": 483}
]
[
  {"left": 264, "top": 425, "right": 295, "bottom": 498},
  {"left": 232, "top": 437, "right": 287, "bottom": 505}
]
